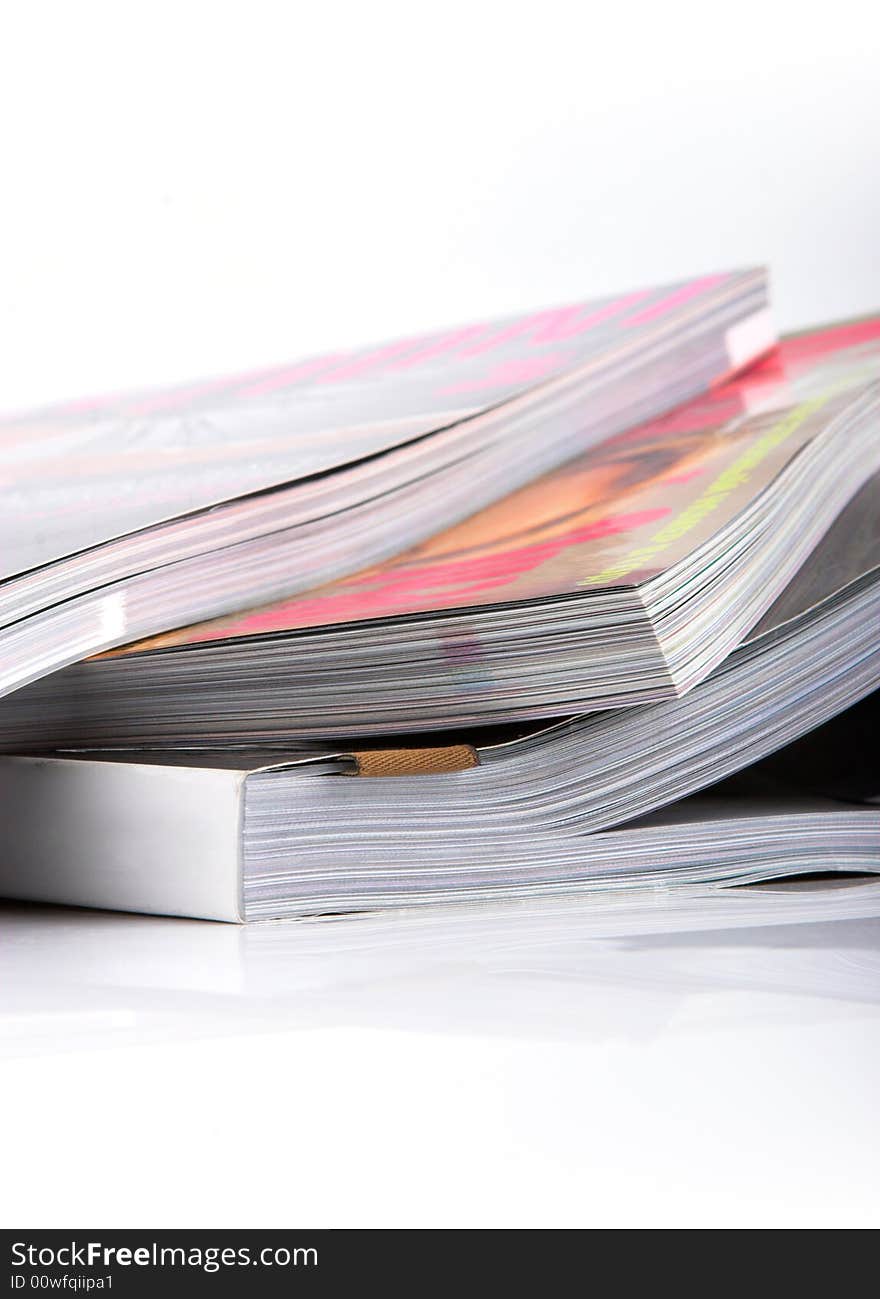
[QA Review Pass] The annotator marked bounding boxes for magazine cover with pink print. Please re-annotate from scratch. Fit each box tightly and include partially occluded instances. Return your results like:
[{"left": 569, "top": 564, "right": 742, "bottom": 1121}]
[
  {"left": 116, "top": 315, "right": 880, "bottom": 645},
  {"left": 5, "top": 315, "right": 878, "bottom": 751},
  {"left": 0, "top": 268, "right": 770, "bottom": 700}
]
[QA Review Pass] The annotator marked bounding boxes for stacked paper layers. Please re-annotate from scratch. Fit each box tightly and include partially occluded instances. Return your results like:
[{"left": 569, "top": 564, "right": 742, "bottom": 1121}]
[
  {"left": 7, "top": 315, "right": 878, "bottom": 745},
  {"left": 0, "top": 278, "right": 878, "bottom": 923},
  {"left": 0, "top": 270, "right": 767, "bottom": 697}
]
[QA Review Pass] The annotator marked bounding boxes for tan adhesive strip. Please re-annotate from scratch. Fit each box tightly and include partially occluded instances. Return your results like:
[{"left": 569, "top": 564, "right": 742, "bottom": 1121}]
[{"left": 349, "top": 745, "right": 480, "bottom": 777}]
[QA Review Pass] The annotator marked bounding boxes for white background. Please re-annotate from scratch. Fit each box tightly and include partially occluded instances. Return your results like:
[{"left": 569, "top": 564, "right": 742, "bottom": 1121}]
[
  {"left": 1, "top": 0, "right": 880, "bottom": 1231},
  {"left": 2, "top": 0, "right": 879, "bottom": 412},
  {"left": 3, "top": 897, "right": 880, "bottom": 1229}
]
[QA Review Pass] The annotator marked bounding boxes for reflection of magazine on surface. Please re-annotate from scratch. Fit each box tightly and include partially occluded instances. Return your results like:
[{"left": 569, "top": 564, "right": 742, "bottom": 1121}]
[{"left": 3, "top": 878, "right": 880, "bottom": 1051}]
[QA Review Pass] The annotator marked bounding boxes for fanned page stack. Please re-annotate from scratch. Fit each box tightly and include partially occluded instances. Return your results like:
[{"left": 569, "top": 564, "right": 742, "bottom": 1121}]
[
  {"left": 0, "top": 301, "right": 878, "bottom": 921},
  {"left": 0, "top": 700, "right": 877, "bottom": 919},
  {"left": 5, "top": 314, "right": 879, "bottom": 748},
  {"left": 0, "top": 268, "right": 769, "bottom": 698}
]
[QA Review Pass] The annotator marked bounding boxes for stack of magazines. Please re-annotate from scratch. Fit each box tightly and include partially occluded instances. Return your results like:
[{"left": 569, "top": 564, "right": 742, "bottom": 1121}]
[{"left": 0, "top": 266, "right": 877, "bottom": 923}]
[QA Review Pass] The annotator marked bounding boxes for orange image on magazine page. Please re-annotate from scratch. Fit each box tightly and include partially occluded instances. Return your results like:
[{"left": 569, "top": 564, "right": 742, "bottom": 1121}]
[
  {"left": 103, "top": 426, "right": 730, "bottom": 648},
  {"left": 98, "top": 316, "right": 880, "bottom": 655}
]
